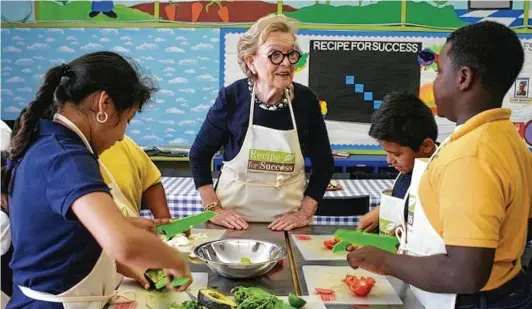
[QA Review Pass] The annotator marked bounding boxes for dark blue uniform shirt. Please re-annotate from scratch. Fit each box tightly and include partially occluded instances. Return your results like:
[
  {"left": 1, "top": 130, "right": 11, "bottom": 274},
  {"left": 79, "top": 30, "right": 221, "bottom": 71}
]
[{"left": 7, "top": 120, "right": 110, "bottom": 309}]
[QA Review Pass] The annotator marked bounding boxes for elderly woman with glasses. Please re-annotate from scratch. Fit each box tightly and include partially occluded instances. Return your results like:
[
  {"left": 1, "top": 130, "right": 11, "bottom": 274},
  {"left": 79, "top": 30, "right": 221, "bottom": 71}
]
[{"left": 190, "top": 14, "right": 334, "bottom": 231}]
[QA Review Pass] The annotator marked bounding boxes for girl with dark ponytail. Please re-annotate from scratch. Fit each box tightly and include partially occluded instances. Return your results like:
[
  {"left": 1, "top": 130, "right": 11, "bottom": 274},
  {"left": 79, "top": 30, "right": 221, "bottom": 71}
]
[{"left": 5, "top": 52, "right": 192, "bottom": 309}]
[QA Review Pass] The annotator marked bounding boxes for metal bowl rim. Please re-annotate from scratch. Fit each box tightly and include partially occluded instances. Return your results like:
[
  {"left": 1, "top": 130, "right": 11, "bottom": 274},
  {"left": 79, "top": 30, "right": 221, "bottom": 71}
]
[{"left": 192, "top": 238, "right": 287, "bottom": 266}]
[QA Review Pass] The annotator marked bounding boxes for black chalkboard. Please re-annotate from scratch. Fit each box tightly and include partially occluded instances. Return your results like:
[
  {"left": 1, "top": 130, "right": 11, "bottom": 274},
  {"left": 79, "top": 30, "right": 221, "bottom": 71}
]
[{"left": 309, "top": 40, "right": 422, "bottom": 123}]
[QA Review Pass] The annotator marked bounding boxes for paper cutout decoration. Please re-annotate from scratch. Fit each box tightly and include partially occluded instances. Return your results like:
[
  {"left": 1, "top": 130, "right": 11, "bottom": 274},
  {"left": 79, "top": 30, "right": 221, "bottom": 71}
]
[
  {"left": 524, "top": 120, "right": 532, "bottom": 147},
  {"left": 417, "top": 48, "right": 439, "bottom": 71}
]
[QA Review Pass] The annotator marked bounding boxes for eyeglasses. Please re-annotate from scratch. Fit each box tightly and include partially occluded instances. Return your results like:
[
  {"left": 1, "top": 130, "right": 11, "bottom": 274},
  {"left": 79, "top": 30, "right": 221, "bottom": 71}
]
[{"left": 266, "top": 50, "right": 301, "bottom": 65}]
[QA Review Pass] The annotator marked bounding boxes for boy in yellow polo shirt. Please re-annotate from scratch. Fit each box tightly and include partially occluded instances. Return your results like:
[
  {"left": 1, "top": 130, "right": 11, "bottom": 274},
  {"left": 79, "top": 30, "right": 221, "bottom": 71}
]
[
  {"left": 99, "top": 135, "right": 171, "bottom": 219},
  {"left": 347, "top": 21, "right": 532, "bottom": 309}
]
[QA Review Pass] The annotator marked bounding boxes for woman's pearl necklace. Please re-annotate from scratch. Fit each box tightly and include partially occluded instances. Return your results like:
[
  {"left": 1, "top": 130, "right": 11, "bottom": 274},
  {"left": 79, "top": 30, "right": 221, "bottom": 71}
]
[{"left": 248, "top": 79, "right": 289, "bottom": 111}]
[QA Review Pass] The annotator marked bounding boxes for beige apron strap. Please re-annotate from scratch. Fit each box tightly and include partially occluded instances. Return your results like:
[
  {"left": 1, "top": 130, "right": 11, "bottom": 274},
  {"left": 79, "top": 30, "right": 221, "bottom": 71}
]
[
  {"left": 248, "top": 85, "right": 298, "bottom": 135},
  {"left": 285, "top": 88, "right": 299, "bottom": 137},
  {"left": 18, "top": 286, "right": 135, "bottom": 303},
  {"left": 248, "top": 85, "right": 256, "bottom": 129},
  {"left": 53, "top": 113, "right": 137, "bottom": 216},
  {"left": 98, "top": 160, "right": 138, "bottom": 217},
  {"left": 53, "top": 113, "right": 94, "bottom": 154}
]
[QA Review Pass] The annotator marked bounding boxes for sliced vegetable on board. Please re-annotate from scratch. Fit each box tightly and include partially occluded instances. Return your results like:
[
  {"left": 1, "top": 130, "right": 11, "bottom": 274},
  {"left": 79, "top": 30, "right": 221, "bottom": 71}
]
[
  {"left": 342, "top": 275, "right": 376, "bottom": 297},
  {"left": 323, "top": 238, "right": 339, "bottom": 250},
  {"left": 314, "top": 288, "right": 336, "bottom": 302},
  {"left": 294, "top": 235, "right": 312, "bottom": 241}
]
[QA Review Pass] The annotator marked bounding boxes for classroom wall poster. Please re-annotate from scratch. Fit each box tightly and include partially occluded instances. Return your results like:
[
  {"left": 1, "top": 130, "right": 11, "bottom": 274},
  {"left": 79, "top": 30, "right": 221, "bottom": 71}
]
[
  {"left": 224, "top": 30, "right": 532, "bottom": 147},
  {"left": 223, "top": 30, "right": 455, "bottom": 146},
  {"left": 507, "top": 39, "right": 532, "bottom": 148}
]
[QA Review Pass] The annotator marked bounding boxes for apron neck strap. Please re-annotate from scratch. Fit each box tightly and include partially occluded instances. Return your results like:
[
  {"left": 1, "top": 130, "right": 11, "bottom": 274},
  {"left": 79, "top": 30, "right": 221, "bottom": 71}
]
[
  {"left": 53, "top": 113, "right": 94, "bottom": 154},
  {"left": 249, "top": 84, "right": 298, "bottom": 133}
]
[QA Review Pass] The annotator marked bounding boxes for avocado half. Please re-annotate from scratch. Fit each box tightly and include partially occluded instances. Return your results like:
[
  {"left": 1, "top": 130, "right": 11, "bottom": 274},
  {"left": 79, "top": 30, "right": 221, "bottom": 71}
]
[
  {"left": 198, "top": 288, "right": 237, "bottom": 309},
  {"left": 145, "top": 269, "right": 167, "bottom": 289},
  {"left": 144, "top": 269, "right": 190, "bottom": 290}
]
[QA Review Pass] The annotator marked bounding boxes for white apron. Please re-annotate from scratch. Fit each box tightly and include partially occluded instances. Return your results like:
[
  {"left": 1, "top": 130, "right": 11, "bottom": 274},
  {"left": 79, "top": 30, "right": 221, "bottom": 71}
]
[
  {"left": 379, "top": 174, "right": 408, "bottom": 235},
  {"left": 215, "top": 85, "right": 307, "bottom": 222},
  {"left": 18, "top": 113, "right": 135, "bottom": 308},
  {"left": 397, "top": 138, "right": 456, "bottom": 309}
]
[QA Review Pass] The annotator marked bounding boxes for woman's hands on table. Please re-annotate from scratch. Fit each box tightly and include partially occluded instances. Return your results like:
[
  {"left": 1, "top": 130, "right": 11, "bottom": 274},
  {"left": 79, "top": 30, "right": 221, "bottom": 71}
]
[
  {"left": 269, "top": 196, "right": 317, "bottom": 231},
  {"left": 199, "top": 185, "right": 248, "bottom": 230},
  {"left": 210, "top": 208, "right": 249, "bottom": 230}
]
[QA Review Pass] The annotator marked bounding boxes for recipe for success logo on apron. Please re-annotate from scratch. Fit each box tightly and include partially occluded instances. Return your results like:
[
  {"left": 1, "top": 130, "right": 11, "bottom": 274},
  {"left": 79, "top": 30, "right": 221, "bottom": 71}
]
[
  {"left": 396, "top": 137, "right": 456, "bottom": 309},
  {"left": 247, "top": 149, "right": 296, "bottom": 173},
  {"left": 215, "top": 84, "right": 307, "bottom": 222}
]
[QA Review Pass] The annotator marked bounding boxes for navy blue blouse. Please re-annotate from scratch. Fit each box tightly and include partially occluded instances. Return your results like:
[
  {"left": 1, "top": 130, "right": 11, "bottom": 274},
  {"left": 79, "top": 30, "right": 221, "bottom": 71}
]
[
  {"left": 189, "top": 78, "right": 334, "bottom": 202},
  {"left": 7, "top": 120, "right": 110, "bottom": 309},
  {"left": 392, "top": 172, "right": 412, "bottom": 222}
]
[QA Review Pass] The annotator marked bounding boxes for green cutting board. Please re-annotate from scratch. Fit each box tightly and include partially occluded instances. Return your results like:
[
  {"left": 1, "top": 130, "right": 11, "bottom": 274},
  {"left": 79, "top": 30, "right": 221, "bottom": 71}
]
[
  {"left": 156, "top": 211, "right": 216, "bottom": 238},
  {"left": 333, "top": 229, "right": 399, "bottom": 253}
]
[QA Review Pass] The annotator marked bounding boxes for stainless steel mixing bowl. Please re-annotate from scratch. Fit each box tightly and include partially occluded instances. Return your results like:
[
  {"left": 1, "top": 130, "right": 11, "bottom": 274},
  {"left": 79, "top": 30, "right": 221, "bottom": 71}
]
[{"left": 193, "top": 239, "right": 287, "bottom": 279}]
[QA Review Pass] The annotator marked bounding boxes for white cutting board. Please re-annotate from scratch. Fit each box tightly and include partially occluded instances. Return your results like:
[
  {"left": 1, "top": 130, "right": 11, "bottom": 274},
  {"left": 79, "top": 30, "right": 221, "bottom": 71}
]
[
  {"left": 303, "top": 266, "right": 403, "bottom": 305},
  {"left": 168, "top": 228, "right": 226, "bottom": 253},
  {"left": 291, "top": 234, "right": 347, "bottom": 261},
  {"left": 110, "top": 272, "right": 208, "bottom": 309}
]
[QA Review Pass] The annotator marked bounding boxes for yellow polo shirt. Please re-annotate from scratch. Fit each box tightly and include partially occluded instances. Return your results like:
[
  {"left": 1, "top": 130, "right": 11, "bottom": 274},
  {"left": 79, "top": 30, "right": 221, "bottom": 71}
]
[
  {"left": 99, "top": 136, "right": 161, "bottom": 214},
  {"left": 419, "top": 108, "right": 532, "bottom": 291}
]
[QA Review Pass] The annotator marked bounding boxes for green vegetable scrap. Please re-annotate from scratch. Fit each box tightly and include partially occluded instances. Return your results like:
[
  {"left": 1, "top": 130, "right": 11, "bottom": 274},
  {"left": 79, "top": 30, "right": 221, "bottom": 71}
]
[
  {"left": 178, "top": 300, "right": 202, "bottom": 309},
  {"left": 240, "top": 256, "right": 251, "bottom": 264},
  {"left": 231, "top": 287, "right": 283, "bottom": 309},
  {"left": 288, "top": 293, "right": 306, "bottom": 309}
]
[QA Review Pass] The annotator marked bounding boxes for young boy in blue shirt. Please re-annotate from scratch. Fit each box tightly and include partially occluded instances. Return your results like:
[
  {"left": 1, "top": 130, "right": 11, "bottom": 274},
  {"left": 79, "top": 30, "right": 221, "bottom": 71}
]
[{"left": 358, "top": 91, "right": 438, "bottom": 232}]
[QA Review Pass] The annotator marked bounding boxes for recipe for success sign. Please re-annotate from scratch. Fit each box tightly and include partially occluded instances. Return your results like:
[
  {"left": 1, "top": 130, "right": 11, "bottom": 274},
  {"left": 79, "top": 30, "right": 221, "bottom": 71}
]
[{"left": 309, "top": 40, "right": 422, "bottom": 123}]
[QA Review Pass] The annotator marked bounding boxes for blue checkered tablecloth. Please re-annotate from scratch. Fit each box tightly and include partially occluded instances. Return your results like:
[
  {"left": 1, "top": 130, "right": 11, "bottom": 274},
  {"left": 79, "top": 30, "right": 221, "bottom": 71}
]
[{"left": 140, "top": 177, "right": 394, "bottom": 226}]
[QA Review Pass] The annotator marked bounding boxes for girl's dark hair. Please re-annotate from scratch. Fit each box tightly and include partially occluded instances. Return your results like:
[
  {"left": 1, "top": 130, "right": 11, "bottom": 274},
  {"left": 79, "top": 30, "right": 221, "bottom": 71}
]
[{"left": 1, "top": 51, "right": 157, "bottom": 196}]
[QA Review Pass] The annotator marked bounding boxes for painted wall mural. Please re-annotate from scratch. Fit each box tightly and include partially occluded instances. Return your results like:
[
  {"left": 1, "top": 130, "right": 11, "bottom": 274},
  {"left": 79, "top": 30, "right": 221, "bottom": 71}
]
[
  {"left": 1, "top": 0, "right": 528, "bottom": 28},
  {"left": 2, "top": 0, "right": 531, "bottom": 148},
  {"left": 1, "top": 27, "right": 221, "bottom": 146},
  {"left": 159, "top": 0, "right": 281, "bottom": 23},
  {"left": 282, "top": 1, "right": 402, "bottom": 25},
  {"left": 36, "top": 1, "right": 157, "bottom": 22}
]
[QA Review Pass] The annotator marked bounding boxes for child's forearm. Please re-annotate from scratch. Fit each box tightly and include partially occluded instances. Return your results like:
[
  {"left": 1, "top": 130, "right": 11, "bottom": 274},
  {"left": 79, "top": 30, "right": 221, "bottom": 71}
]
[{"left": 143, "top": 182, "right": 171, "bottom": 219}]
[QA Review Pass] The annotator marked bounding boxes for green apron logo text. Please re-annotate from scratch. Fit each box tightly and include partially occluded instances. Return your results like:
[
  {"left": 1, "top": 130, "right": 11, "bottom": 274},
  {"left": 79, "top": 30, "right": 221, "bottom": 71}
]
[{"left": 248, "top": 149, "right": 295, "bottom": 173}]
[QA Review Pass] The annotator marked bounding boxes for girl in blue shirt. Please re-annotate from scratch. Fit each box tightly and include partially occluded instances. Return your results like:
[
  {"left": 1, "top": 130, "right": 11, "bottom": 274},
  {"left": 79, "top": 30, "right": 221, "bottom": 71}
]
[{"left": 1, "top": 51, "right": 191, "bottom": 309}]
